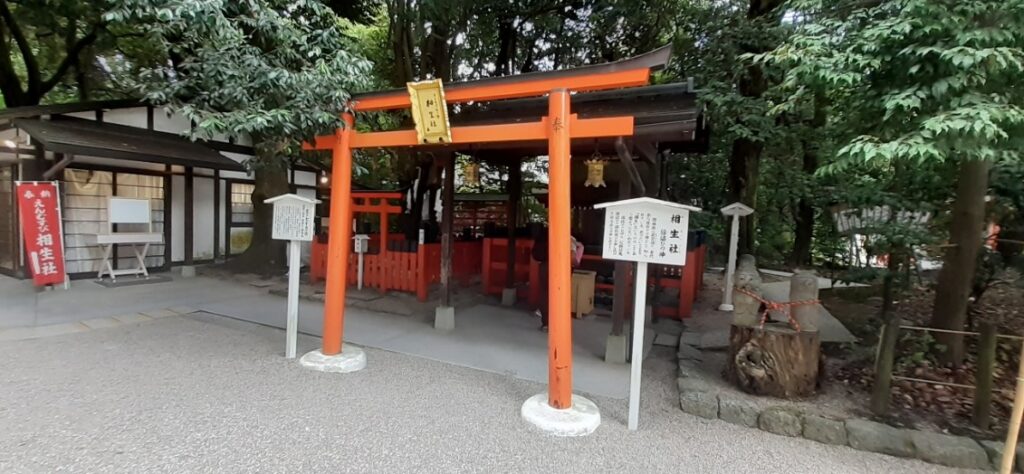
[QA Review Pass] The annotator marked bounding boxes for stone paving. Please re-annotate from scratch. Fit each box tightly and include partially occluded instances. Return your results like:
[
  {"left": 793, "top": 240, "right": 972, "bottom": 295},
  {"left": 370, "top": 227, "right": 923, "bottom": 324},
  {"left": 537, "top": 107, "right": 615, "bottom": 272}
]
[{"left": 0, "top": 313, "right": 972, "bottom": 473}]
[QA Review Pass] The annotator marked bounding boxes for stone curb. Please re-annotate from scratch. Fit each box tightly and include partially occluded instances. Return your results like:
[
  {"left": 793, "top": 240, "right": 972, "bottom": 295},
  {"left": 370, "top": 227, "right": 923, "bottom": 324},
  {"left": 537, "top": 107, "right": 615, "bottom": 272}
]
[
  {"left": 675, "top": 334, "right": 996, "bottom": 471},
  {"left": 0, "top": 307, "right": 188, "bottom": 342}
]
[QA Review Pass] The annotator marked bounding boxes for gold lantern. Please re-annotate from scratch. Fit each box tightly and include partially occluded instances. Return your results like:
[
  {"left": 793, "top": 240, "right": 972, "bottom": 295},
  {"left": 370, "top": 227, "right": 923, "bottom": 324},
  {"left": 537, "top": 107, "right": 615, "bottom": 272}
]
[
  {"left": 584, "top": 151, "right": 607, "bottom": 188},
  {"left": 463, "top": 161, "right": 480, "bottom": 186}
]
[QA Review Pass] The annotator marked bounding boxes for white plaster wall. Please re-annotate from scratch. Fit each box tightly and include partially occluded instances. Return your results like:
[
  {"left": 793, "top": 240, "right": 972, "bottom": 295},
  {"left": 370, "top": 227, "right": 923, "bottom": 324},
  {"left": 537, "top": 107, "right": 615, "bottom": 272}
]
[
  {"left": 153, "top": 107, "right": 192, "bottom": 134},
  {"left": 193, "top": 176, "right": 215, "bottom": 260},
  {"left": 102, "top": 108, "right": 149, "bottom": 127},
  {"left": 171, "top": 175, "right": 184, "bottom": 262}
]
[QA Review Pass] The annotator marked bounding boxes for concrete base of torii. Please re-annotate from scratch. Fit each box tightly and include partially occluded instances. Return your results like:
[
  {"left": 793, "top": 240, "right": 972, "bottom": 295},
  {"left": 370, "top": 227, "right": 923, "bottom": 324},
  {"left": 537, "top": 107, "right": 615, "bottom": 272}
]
[
  {"left": 501, "top": 288, "right": 517, "bottom": 306},
  {"left": 521, "top": 393, "right": 601, "bottom": 437},
  {"left": 434, "top": 306, "right": 455, "bottom": 331},
  {"left": 299, "top": 346, "right": 367, "bottom": 373}
]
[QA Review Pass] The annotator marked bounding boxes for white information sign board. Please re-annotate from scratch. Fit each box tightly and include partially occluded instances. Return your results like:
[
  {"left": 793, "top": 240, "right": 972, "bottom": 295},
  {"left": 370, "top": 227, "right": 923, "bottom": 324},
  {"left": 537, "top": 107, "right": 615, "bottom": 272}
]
[
  {"left": 595, "top": 197, "right": 700, "bottom": 431},
  {"left": 269, "top": 198, "right": 316, "bottom": 242},
  {"left": 264, "top": 194, "right": 320, "bottom": 359},
  {"left": 598, "top": 198, "right": 697, "bottom": 266}
]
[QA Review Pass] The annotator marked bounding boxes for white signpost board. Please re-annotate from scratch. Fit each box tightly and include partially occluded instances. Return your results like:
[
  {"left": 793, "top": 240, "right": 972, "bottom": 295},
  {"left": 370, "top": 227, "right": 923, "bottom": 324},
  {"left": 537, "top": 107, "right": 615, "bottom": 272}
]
[
  {"left": 595, "top": 197, "right": 700, "bottom": 430},
  {"left": 353, "top": 234, "right": 370, "bottom": 290},
  {"left": 719, "top": 202, "right": 754, "bottom": 311},
  {"left": 265, "top": 194, "right": 319, "bottom": 359}
]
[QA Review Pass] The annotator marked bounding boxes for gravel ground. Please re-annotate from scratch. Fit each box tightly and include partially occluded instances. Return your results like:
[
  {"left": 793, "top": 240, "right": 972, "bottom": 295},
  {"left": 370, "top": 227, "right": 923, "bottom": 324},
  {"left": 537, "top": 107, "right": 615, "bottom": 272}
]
[{"left": 0, "top": 313, "right": 973, "bottom": 473}]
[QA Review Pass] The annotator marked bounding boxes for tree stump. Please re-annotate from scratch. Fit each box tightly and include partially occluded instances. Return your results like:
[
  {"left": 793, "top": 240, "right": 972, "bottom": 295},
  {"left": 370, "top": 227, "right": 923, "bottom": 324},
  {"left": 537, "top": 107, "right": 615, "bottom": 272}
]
[{"left": 724, "top": 323, "right": 821, "bottom": 398}]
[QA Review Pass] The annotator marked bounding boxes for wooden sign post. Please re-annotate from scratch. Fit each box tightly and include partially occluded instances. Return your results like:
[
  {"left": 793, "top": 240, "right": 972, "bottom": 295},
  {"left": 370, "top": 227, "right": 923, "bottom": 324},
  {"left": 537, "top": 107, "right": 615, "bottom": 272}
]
[
  {"left": 353, "top": 234, "right": 370, "bottom": 290},
  {"left": 719, "top": 202, "right": 754, "bottom": 311},
  {"left": 264, "top": 193, "right": 318, "bottom": 359},
  {"left": 594, "top": 197, "right": 700, "bottom": 430}
]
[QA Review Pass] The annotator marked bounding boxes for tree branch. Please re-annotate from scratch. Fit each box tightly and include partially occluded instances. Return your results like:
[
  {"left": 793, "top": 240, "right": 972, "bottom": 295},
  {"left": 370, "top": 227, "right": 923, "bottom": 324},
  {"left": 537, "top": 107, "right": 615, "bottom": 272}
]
[
  {"left": 0, "top": 0, "right": 41, "bottom": 96},
  {"left": 40, "top": 26, "right": 100, "bottom": 95},
  {"left": 0, "top": 14, "right": 25, "bottom": 104}
]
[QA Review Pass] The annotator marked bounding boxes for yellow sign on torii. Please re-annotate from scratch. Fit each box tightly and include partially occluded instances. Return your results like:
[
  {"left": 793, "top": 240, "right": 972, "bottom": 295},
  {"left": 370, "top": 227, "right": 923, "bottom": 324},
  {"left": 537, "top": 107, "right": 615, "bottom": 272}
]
[{"left": 407, "top": 79, "right": 452, "bottom": 144}]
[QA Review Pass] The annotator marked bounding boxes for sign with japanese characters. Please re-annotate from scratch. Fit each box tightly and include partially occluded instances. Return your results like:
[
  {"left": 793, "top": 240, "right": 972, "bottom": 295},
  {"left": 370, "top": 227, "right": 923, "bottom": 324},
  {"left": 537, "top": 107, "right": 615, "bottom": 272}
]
[
  {"left": 265, "top": 194, "right": 318, "bottom": 242},
  {"left": 594, "top": 197, "right": 701, "bottom": 266},
  {"left": 407, "top": 79, "right": 452, "bottom": 144},
  {"left": 15, "top": 181, "right": 67, "bottom": 286}
]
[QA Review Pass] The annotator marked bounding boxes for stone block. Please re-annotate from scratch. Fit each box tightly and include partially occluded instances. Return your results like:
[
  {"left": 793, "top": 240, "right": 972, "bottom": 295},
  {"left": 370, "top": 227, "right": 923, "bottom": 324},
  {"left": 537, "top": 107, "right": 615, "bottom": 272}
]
[
  {"left": 979, "top": 440, "right": 1023, "bottom": 472},
  {"left": 679, "top": 391, "right": 719, "bottom": 419},
  {"left": 677, "top": 376, "right": 713, "bottom": 394},
  {"left": 434, "top": 306, "right": 455, "bottom": 331},
  {"left": 679, "top": 331, "right": 701, "bottom": 347},
  {"left": 604, "top": 334, "right": 627, "bottom": 364},
  {"left": 676, "top": 343, "right": 702, "bottom": 362},
  {"left": 112, "top": 313, "right": 153, "bottom": 324},
  {"left": 845, "top": 419, "right": 914, "bottom": 458},
  {"left": 653, "top": 333, "right": 678, "bottom": 347},
  {"left": 910, "top": 431, "right": 988, "bottom": 470},
  {"left": 81, "top": 317, "right": 122, "bottom": 330},
  {"left": 802, "top": 414, "right": 847, "bottom": 445},
  {"left": 501, "top": 288, "right": 517, "bottom": 306},
  {"left": 677, "top": 360, "right": 700, "bottom": 378},
  {"left": 179, "top": 265, "right": 196, "bottom": 278},
  {"left": 758, "top": 407, "right": 802, "bottom": 437},
  {"left": 719, "top": 398, "right": 759, "bottom": 428}
]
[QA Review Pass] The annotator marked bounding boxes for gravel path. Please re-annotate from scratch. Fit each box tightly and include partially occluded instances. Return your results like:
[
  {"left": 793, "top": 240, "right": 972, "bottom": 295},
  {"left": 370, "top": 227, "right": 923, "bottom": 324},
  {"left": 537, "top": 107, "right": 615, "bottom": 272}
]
[{"left": 0, "top": 313, "right": 972, "bottom": 473}]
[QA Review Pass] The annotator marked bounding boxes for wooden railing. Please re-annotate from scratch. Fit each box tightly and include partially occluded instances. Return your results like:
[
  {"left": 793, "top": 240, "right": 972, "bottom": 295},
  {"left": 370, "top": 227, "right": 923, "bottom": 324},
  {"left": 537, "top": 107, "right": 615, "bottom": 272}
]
[{"left": 310, "top": 236, "right": 483, "bottom": 302}]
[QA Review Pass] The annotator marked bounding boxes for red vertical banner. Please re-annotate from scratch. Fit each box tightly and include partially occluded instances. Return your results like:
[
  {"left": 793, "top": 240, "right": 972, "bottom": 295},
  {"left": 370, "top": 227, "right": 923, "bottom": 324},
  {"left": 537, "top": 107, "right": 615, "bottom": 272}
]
[{"left": 15, "top": 181, "right": 67, "bottom": 286}]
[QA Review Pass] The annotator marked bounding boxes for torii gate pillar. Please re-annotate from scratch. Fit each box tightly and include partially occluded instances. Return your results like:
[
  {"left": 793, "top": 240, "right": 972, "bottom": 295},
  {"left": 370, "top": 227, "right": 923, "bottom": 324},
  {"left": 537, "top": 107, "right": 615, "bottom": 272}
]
[{"left": 520, "top": 89, "right": 601, "bottom": 436}]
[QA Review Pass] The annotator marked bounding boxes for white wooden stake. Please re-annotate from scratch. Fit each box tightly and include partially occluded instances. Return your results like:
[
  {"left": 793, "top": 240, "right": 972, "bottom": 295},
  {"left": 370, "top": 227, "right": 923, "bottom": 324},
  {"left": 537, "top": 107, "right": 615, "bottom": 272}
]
[
  {"left": 628, "top": 261, "right": 648, "bottom": 431},
  {"left": 720, "top": 214, "right": 740, "bottom": 311},
  {"left": 285, "top": 239, "right": 300, "bottom": 359},
  {"left": 357, "top": 252, "right": 365, "bottom": 290},
  {"left": 719, "top": 202, "right": 753, "bottom": 312}
]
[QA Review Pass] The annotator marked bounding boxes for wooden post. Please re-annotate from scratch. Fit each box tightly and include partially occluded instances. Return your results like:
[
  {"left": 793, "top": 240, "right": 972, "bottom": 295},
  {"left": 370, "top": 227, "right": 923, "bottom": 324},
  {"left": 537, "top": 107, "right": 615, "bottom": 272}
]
[
  {"left": 871, "top": 315, "right": 901, "bottom": 415},
  {"left": 973, "top": 321, "right": 997, "bottom": 429},
  {"left": 213, "top": 169, "right": 220, "bottom": 260},
  {"left": 1001, "top": 338, "right": 1024, "bottom": 474},
  {"left": 440, "top": 153, "right": 455, "bottom": 307},
  {"left": 611, "top": 174, "right": 632, "bottom": 336},
  {"left": 184, "top": 166, "right": 194, "bottom": 265},
  {"left": 547, "top": 89, "right": 574, "bottom": 409},
  {"left": 321, "top": 114, "right": 355, "bottom": 356},
  {"left": 628, "top": 261, "right": 649, "bottom": 430},
  {"left": 505, "top": 160, "right": 522, "bottom": 290},
  {"left": 163, "top": 165, "right": 172, "bottom": 270}
]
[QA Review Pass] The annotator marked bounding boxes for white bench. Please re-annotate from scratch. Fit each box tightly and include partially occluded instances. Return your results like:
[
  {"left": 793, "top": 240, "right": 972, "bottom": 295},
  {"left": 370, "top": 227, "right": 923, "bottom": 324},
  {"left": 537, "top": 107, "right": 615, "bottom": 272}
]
[{"left": 91, "top": 197, "right": 163, "bottom": 281}]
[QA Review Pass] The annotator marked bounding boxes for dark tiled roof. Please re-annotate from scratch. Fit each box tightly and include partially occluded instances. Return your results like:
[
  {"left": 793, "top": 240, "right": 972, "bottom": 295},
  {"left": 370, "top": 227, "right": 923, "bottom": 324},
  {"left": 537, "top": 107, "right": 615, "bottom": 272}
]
[{"left": 14, "top": 117, "right": 245, "bottom": 171}]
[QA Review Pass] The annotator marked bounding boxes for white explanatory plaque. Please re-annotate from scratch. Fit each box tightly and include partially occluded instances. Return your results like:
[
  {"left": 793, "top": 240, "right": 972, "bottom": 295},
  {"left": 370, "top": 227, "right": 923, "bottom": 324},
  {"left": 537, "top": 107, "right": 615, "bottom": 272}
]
[
  {"left": 593, "top": 197, "right": 701, "bottom": 432},
  {"left": 595, "top": 197, "right": 701, "bottom": 266},
  {"left": 265, "top": 194, "right": 318, "bottom": 242}
]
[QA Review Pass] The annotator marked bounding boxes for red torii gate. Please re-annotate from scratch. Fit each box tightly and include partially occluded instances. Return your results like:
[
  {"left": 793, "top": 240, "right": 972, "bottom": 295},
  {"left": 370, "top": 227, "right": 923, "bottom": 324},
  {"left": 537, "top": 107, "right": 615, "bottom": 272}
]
[{"left": 303, "top": 46, "right": 671, "bottom": 434}]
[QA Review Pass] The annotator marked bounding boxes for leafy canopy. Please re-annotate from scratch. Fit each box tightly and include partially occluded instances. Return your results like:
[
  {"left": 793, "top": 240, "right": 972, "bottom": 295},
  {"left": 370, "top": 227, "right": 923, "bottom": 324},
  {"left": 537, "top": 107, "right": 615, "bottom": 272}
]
[
  {"left": 106, "top": 0, "right": 373, "bottom": 161},
  {"left": 761, "top": 0, "right": 1024, "bottom": 174}
]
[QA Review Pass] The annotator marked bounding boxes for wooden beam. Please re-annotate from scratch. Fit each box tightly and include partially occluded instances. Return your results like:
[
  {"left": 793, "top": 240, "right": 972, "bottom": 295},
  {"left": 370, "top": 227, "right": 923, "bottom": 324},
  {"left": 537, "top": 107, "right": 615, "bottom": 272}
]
[
  {"left": 440, "top": 153, "right": 455, "bottom": 307},
  {"left": 213, "top": 169, "right": 221, "bottom": 261},
  {"left": 306, "top": 115, "right": 635, "bottom": 151},
  {"left": 614, "top": 137, "right": 646, "bottom": 196},
  {"left": 506, "top": 161, "right": 522, "bottom": 289},
  {"left": 353, "top": 69, "right": 651, "bottom": 112},
  {"left": 42, "top": 152, "right": 73, "bottom": 180},
  {"left": 184, "top": 166, "right": 194, "bottom": 266}
]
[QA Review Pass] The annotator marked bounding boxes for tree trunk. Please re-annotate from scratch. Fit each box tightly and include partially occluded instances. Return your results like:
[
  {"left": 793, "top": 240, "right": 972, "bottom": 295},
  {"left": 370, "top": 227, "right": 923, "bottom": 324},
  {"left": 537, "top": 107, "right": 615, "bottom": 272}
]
[
  {"left": 789, "top": 92, "right": 826, "bottom": 267},
  {"left": 725, "top": 324, "right": 821, "bottom": 398},
  {"left": 724, "top": 0, "right": 784, "bottom": 256},
  {"left": 930, "top": 159, "right": 992, "bottom": 365},
  {"left": 227, "top": 163, "right": 290, "bottom": 275},
  {"left": 728, "top": 138, "right": 762, "bottom": 255}
]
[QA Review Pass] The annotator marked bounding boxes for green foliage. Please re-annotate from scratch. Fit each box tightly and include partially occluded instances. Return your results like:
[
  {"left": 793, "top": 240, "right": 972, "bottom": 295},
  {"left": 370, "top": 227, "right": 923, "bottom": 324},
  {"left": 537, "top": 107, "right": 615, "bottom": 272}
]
[
  {"left": 106, "top": 0, "right": 373, "bottom": 165},
  {"left": 763, "top": 0, "right": 1024, "bottom": 174}
]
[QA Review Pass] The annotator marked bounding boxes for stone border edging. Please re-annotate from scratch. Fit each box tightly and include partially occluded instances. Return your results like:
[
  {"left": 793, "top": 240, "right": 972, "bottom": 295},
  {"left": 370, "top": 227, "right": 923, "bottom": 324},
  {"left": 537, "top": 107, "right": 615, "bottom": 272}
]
[
  {"left": 676, "top": 334, "right": 1011, "bottom": 471},
  {"left": 0, "top": 306, "right": 197, "bottom": 342}
]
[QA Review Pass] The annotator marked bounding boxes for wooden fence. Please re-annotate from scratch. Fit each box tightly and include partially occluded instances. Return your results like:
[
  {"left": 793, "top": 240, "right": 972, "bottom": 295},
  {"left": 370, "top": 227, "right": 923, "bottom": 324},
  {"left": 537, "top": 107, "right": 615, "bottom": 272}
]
[{"left": 310, "top": 236, "right": 483, "bottom": 302}]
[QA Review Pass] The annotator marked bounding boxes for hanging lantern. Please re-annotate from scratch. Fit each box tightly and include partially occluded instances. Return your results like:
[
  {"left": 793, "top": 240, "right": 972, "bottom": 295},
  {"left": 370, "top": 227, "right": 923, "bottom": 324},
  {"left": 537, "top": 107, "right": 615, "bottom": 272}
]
[
  {"left": 463, "top": 161, "right": 480, "bottom": 186},
  {"left": 584, "top": 151, "right": 607, "bottom": 188}
]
